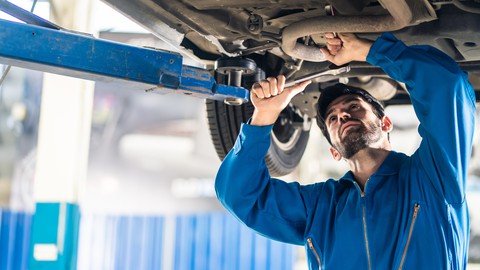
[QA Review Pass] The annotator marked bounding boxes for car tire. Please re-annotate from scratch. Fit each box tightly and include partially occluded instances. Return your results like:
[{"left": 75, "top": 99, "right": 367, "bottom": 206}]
[{"left": 206, "top": 99, "right": 310, "bottom": 177}]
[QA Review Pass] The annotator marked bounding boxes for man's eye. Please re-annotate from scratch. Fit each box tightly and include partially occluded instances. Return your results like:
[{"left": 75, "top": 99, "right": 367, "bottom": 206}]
[
  {"left": 329, "top": 116, "right": 337, "bottom": 123},
  {"left": 350, "top": 104, "right": 359, "bottom": 109}
]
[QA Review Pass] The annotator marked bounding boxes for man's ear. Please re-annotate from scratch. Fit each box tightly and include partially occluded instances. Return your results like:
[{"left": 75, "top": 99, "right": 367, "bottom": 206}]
[
  {"left": 381, "top": 115, "right": 393, "bottom": 132},
  {"left": 329, "top": 146, "right": 342, "bottom": 161}
]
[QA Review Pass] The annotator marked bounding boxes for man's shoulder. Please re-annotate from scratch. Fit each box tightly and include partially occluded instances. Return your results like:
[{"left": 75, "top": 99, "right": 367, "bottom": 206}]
[{"left": 299, "top": 175, "right": 354, "bottom": 196}]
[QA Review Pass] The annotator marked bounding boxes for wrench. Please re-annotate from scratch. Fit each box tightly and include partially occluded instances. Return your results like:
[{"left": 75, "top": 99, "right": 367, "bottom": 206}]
[{"left": 284, "top": 64, "right": 350, "bottom": 88}]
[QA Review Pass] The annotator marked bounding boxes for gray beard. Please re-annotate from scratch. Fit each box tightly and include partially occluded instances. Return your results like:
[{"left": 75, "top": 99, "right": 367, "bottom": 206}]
[{"left": 333, "top": 120, "right": 382, "bottom": 159}]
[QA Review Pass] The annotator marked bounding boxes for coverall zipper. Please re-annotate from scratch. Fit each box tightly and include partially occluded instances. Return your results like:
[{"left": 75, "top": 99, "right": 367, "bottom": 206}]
[
  {"left": 307, "top": 238, "right": 322, "bottom": 269},
  {"left": 353, "top": 181, "right": 372, "bottom": 270},
  {"left": 362, "top": 206, "right": 372, "bottom": 270},
  {"left": 398, "top": 203, "right": 420, "bottom": 270}
]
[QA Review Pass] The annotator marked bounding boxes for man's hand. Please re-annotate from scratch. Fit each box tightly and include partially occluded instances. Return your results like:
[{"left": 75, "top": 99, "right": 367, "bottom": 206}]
[
  {"left": 320, "top": 33, "right": 374, "bottom": 66},
  {"left": 250, "top": 75, "right": 311, "bottom": 126}
]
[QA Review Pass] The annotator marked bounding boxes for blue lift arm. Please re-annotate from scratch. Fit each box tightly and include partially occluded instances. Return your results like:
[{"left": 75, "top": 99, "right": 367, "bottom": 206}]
[{"left": 0, "top": 6, "right": 249, "bottom": 104}]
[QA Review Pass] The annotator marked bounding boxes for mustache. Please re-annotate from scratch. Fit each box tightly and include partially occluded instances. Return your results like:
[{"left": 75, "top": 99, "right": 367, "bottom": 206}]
[
  {"left": 339, "top": 118, "right": 362, "bottom": 136},
  {"left": 343, "top": 118, "right": 361, "bottom": 124}
]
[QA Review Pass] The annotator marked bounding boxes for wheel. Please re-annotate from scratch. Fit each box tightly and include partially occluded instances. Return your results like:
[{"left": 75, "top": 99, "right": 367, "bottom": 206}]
[
  {"left": 206, "top": 100, "right": 310, "bottom": 177},
  {"left": 266, "top": 106, "right": 310, "bottom": 176},
  {"left": 207, "top": 57, "right": 310, "bottom": 176}
]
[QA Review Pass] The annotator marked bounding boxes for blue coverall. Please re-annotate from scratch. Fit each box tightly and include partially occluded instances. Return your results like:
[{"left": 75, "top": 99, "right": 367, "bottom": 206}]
[{"left": 215, "top": 33, "right": 476, "bottom": 269}]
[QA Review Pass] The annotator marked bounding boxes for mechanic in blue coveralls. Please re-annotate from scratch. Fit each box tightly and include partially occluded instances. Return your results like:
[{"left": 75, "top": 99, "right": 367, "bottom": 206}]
[{"left": 215, "top": 32, "right": 476, "bottom": 269}]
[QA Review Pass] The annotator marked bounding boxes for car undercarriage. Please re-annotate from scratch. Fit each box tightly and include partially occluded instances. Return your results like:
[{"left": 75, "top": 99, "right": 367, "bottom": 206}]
[{"left": 103, "top": 0, "right": 480, "bottom": 176}]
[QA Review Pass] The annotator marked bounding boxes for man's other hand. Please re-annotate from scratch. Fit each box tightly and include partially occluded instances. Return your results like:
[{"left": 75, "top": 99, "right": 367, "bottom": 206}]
[{"left": 320, "top": 33, "right": 374, "bottom": 66}]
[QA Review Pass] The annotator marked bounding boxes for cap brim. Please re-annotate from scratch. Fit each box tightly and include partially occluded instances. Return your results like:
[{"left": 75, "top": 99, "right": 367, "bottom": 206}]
[{"left": 317, "top": 83, "right": 384, "bottom": 120}]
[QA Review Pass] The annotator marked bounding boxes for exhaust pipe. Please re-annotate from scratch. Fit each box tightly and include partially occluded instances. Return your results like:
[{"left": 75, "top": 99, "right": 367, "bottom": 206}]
[{"left": 281, "top": 0, "right": 414, "bottom": 62}]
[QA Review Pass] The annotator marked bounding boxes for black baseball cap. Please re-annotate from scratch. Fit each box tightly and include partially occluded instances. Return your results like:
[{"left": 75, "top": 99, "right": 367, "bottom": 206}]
[{"left": 317, "top": 83, "right": 385, "bottom": 121}]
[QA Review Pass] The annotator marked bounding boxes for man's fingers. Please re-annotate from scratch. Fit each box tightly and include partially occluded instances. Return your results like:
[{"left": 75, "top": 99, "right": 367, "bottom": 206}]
[
  {"left": 325, "top": 32, "right": 335, "bottom": 39},
  {"left": 320, "top": 47, "right": 334, "bottom": 62},
  {"left": 267, "top": 77, "right": 279, "bottom": 96},
  {"left": 327, "top": 38, "right": 342, "bottom": 46},
  {"left": 252, "top": 82, "right": 265, "bottom": 99},
  {"left": 277, "top": 75, "right": 286, "bottom": 94},
  {"left": 259, "top": 79, "right": 271, "bottom": 98},
  {"left": 252, "top": 76, "right": 287, "bottom": 99},
  {"left": 326, "top": 45, "right": 341, "bottom": 56}
]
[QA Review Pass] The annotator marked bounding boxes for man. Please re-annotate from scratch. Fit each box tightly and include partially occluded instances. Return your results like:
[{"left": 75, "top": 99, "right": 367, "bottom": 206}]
[{"left": 215, "top": 32, "right": 476, "bottom": 269}]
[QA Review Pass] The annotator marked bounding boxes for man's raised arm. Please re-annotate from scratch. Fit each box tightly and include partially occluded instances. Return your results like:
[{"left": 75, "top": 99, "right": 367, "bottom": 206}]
[{"left": 214, "top": 72, "right": 312, "bottom": 245}]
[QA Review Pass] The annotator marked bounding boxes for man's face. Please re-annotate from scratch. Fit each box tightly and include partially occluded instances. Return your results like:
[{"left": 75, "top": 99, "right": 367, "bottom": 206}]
[{"left": 324, "top": 94, "right": 383, "bottom": 159}]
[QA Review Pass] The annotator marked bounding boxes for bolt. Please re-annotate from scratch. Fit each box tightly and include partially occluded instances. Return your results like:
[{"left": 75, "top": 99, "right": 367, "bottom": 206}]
[
  {"left": 247, "top": 14, "right": 263, "bottom": 33},
  {"left": 284, "top": 62, "right": 295, "bottom": 69}
]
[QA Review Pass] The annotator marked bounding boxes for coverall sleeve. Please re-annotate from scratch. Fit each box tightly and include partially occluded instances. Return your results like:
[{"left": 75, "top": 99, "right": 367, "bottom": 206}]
[
  {"left": 214, "top": 123, "right": 311, "bottom": 245},
  {"left": 367, "top": 32, "right": 476, "bottom": 204}
]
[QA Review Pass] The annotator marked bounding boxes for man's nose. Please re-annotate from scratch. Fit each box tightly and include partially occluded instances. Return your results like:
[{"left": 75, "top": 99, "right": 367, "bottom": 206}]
[{"left": 339, "top": 112, "right": 350, "bottom": 123}]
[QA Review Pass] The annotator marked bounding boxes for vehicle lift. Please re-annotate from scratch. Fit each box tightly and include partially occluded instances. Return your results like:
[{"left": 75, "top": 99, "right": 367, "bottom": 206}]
[{"left": 0, "top": 0, "right": 250, "bottom": 105}]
